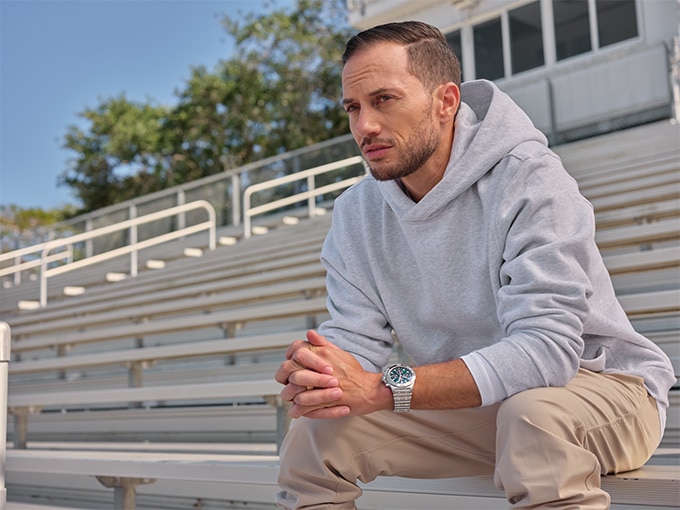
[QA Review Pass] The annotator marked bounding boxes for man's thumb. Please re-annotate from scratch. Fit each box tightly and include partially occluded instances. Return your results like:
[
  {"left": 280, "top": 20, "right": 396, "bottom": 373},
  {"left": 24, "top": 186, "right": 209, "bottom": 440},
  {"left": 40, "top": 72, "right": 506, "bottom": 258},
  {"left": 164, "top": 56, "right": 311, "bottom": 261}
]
[{"left": 306, "top": 330, "right": 328, "bottom": 346}]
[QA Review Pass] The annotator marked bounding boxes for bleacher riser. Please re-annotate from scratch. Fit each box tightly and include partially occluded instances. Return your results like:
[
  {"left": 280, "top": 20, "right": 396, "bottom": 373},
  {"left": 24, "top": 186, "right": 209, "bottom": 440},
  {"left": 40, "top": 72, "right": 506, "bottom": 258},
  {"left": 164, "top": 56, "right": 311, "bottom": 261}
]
[{"left": 2, "top": 120, "right": 679, "bottom": 509}]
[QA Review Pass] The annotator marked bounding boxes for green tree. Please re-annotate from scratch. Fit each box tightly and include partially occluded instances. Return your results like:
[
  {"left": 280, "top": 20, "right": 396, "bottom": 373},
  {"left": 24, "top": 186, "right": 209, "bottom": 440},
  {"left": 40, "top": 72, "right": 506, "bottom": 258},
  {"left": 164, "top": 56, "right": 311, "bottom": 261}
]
[
  {"left": 60, "top": 0, "right": 352, "bottom": 213},
  {"left": 60, "top": 95, "right": 169, "bottom": 210},
  {"left": 218, "top": 0, "right": 351, "bottom": 157},
  {"left": 0, "top": 204, "right": 75, "bottom": 253}
]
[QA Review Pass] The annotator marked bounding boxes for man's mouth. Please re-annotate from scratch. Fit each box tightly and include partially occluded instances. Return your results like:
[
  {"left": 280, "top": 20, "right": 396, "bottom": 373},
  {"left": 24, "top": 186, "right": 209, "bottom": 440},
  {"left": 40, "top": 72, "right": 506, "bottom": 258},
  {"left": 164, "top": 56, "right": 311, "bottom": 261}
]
[{"left": 362, "top": 143, "right": 392, "bottom": 160}]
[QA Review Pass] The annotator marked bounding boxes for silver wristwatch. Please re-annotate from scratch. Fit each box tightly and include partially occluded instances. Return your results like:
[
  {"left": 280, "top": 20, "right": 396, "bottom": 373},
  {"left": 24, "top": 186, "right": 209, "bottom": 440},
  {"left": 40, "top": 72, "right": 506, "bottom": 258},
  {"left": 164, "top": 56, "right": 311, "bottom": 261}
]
[{"left": 382, "top": 363, "right": 416, "bottom": 412}]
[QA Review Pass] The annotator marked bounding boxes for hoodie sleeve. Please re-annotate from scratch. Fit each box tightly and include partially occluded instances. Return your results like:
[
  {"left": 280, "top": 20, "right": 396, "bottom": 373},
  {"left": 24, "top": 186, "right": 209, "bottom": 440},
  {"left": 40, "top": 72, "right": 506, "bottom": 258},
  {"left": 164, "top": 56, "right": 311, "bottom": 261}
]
[
  {"left": 316, "top": 219, "right": 396, "bottom": 373},
  {"left": 467, "top": 146, "right": 594, "bottom": 401}
]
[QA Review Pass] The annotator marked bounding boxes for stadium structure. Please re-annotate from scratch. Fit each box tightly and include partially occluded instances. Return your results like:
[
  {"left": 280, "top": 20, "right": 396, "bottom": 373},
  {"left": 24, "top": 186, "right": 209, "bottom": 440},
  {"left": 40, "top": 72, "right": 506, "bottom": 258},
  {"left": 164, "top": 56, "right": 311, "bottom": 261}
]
[{"left": 0, "top": 0, "right": 678, "bottom": 508}]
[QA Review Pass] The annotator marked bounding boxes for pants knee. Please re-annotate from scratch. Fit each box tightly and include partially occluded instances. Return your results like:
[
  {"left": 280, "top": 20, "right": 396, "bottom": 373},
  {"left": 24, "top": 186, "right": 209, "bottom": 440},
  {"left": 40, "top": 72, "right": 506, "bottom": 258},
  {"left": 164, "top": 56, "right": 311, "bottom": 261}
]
[
  {"left": 279, "top": 417, "right": 355, "bottom": 478},
  {"left": 497, "top": 387, "right": 581, "bottom": 443}
]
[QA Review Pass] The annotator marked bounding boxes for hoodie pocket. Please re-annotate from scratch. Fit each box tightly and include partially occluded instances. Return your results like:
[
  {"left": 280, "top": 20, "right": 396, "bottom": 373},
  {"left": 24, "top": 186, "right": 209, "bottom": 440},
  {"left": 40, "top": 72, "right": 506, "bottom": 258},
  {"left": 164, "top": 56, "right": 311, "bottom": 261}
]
[{"left": 580, "top": 347, "right": 606, "bottom": 372}]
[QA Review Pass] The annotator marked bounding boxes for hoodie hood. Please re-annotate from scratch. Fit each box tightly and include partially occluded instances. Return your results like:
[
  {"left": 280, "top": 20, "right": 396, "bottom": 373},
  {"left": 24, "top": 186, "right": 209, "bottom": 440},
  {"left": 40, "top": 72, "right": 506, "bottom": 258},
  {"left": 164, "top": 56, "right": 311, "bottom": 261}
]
[{"left": 378, "top": 80, "right": 548, "bottom": 220}]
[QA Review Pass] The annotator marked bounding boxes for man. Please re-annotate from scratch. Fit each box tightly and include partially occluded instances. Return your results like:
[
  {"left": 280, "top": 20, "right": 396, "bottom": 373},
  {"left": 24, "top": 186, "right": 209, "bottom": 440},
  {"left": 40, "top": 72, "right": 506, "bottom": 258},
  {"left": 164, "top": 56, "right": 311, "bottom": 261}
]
[{"left": 274, "top": 21, "right": 675, "bottom": 509}]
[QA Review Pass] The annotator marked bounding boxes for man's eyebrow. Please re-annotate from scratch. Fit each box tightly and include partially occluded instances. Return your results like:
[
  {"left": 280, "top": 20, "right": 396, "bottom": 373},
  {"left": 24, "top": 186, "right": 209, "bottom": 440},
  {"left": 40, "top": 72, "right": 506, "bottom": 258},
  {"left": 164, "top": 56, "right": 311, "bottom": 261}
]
[{"left": 342, "top": 88, "right": 393, "bottom": 105}]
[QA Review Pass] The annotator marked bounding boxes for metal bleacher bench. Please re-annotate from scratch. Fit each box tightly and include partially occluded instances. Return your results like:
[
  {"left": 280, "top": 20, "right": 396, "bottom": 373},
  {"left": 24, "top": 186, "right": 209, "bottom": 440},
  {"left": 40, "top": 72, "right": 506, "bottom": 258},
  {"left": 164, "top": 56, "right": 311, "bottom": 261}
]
[
  {"left": 0, "top": 214, "right": 330, "bottom": 316},
  {"left": 9, "top": 295, "right": 328, "bottom": 356},
  {"left": 9, "top": 269, "right": 326, "bottom": 341},
  {"left": 5, "top": 449, "right": 678, "bottom": 510},
  {"left": 4, "top": 121, "right": 679, "bottom": 509},
  {"left": 5, "top": 434, "right": 679, "bottom": 510},
  {"left": 7, "top": 329, "right": 311, "bottom": 450}
]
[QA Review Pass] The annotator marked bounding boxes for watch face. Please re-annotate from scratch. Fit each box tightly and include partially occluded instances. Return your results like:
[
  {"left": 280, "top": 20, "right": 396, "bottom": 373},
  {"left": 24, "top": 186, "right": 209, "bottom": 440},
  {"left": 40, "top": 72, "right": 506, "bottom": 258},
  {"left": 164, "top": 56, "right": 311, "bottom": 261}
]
[{"left": 387, "top": 365, "right": 414, "bottom": 386}]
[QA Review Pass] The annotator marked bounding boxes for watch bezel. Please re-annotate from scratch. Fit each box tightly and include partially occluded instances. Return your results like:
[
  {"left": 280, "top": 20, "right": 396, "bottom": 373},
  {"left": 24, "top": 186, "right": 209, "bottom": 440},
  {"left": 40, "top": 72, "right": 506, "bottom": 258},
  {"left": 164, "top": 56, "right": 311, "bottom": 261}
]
[{"left": 383, "top": 363, "right": 416, "bottom": 388}]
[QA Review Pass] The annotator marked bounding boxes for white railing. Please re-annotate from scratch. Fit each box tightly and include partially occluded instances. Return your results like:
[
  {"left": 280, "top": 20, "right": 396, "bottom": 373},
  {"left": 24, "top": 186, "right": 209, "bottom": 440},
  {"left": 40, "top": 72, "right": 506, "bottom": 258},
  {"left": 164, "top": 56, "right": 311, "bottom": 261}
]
[
  {"left": 0, "top": 321, "right": 9, "bottom": 508},
  {"left": 37, "top": 200, "right": 216, "bottom": 308},
  {"left": 51, "top": 134, "right": 359, "bottom": 244},
  {"left": 243, "top": 156, "right": 368, "bottom": 239},
  {"left": 0, "top": 242, "right": 73, "bottom": 286},
  {"left": 2, "top": 153, "right": 368, "bottom": 309}
]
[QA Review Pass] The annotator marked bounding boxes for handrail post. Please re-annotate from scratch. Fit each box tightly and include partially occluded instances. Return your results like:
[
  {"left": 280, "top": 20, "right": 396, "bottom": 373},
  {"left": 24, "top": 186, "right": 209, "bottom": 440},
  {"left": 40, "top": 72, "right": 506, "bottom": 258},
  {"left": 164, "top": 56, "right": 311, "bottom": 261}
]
[
  {"left": 85, "top": 218, "right": 94, "bottom": 258},
  {"left": 231, "top": 173, "right": 241, "bottom": 227},
  {"left": 12, "top": 254, "right": 21, "bottom": 286},
  {"left": 307, "top": 174, "right": 316, "bottom": 218},
  {"left": 206, "top": 205, "right": 216, "bottom": 251},
  {"left": 176, "top": 190, "right": 186, "bottom": 230},
  {"left": 39, "top": 249, "right": 49, "bottom": 308},
  {"left": 0, "top": 322, "right": 12, "bottom": 508},
  {"left": 243, "top": 190, "right": 252, "bottom": 240},
  {"left": 129, "top": 204, "right": 138, "bottom": 278}
]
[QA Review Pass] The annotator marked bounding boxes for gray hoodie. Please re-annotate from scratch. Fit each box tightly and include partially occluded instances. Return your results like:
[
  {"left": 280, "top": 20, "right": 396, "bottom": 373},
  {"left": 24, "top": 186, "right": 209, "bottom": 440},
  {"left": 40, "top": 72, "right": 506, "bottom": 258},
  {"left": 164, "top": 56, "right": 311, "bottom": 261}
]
[{"left": 318, "top": 80, "right": 675, "bottom": 417}]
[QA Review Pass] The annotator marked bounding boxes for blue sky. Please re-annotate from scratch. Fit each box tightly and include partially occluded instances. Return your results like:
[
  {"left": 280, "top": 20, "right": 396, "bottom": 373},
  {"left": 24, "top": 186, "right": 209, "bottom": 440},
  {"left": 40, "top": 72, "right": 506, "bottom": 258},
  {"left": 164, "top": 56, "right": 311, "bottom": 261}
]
[{"left": 0, "top": 0, "right": 286, "bottom": 210}]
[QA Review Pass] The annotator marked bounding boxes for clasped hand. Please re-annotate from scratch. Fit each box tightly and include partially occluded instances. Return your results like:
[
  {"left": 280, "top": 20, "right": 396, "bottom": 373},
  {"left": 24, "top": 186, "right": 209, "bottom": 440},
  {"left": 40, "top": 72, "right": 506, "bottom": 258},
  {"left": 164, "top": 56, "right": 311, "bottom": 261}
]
[{"left": 274, "top": 330, "right": 387, "bottom": 419}]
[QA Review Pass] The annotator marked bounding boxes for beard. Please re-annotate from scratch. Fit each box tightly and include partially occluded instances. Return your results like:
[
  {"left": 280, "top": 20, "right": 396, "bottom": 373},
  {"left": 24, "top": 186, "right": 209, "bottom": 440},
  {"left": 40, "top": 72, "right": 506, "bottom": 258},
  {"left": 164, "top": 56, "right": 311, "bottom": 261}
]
[{"left": 364, "top": 114, "right": 441, "bottom": 182}]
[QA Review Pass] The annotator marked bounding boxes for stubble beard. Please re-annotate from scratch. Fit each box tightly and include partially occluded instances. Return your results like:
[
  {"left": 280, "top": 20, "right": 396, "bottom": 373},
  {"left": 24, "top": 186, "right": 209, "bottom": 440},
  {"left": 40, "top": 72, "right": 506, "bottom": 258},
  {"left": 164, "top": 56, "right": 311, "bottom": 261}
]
[{"left": 365, "top": 115, "right": 441, "bottom": 182}]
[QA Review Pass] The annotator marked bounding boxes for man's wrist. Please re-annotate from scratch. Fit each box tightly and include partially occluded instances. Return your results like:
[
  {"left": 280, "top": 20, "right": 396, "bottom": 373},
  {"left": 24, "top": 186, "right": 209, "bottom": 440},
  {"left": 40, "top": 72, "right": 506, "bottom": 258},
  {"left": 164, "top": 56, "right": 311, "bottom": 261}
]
[{"left": 374, "top": 372, "right": 395, "bottom": 411}]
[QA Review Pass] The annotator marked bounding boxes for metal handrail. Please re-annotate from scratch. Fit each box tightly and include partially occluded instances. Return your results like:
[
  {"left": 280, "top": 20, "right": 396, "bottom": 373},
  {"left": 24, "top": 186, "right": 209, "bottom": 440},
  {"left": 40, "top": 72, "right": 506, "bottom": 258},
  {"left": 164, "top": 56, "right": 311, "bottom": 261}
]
[
  {"left": 243, "top": 156, "right": 368, "bottom": 239},
  {"left": 51, "top": 133, "right": 357, "bottom": 233},
  {"left": 0, "top": 248, "right": 73, "bottom": 285},
  {"left": 38, "top": 200, "right": 216, "bottom": 308},
  {"left": 0, "top": 242, "right": 74, "bottom": 286},
  {"left": 0, "top": 321, "right": 10, "bottom": 508}
]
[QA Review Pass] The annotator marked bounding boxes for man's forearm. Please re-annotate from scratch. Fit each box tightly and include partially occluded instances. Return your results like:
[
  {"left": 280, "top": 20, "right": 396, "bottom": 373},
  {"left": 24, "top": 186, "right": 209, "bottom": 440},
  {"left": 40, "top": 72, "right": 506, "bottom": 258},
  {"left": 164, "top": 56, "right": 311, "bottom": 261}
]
[{"left": 410, "top": 358, "right": 482, "bottom": 410}]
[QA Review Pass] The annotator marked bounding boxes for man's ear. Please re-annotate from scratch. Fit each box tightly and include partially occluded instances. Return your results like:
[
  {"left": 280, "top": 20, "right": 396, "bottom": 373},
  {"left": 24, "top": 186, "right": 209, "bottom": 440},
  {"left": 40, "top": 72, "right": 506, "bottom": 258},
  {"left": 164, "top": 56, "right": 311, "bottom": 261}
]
[{"left": 436, "top": 82, "right": 460, "bottom": 123}]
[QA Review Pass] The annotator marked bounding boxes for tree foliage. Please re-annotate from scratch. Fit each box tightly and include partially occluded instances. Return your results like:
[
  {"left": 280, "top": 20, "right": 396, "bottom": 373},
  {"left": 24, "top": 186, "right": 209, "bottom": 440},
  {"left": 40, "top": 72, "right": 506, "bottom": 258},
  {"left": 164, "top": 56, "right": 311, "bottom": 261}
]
[
  {"left": 58, "top": 0, "right": 352, "bottom": 214},
  {"left": 0, "top": 204, "right": 75, "bottom": 253},
  {"left": 60, "top": 96, "right": 170, "bottom": 209}
]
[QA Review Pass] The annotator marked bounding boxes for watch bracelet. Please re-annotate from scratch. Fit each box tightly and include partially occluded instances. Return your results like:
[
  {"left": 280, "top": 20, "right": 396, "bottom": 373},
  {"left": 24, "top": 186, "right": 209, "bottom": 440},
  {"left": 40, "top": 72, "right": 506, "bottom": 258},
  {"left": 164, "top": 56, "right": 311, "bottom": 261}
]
[{"left": 392, "top": 387, "right": 412, "bottom": 412}]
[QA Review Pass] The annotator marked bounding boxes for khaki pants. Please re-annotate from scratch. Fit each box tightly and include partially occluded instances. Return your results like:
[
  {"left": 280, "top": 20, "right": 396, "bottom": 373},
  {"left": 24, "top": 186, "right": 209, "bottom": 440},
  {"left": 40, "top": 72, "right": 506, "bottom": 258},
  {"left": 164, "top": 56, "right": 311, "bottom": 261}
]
[{"left": 276, "top": 369, "right": 661, "bottom": 509}]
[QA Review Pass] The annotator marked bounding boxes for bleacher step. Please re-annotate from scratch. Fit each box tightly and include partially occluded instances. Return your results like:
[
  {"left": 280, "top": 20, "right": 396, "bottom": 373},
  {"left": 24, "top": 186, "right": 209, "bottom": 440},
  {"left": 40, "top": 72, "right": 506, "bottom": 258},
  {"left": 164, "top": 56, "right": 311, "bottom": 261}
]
[{"left": 6, "top": 450, "right": 678, "bottom": 509}]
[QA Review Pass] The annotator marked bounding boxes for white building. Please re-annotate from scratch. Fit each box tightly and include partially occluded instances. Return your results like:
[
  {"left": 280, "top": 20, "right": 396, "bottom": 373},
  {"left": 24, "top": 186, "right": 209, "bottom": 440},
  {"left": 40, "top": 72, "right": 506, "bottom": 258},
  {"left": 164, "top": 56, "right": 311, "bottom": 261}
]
[{"left": 347, "top": 0, "right": 680, "bottom": 145}]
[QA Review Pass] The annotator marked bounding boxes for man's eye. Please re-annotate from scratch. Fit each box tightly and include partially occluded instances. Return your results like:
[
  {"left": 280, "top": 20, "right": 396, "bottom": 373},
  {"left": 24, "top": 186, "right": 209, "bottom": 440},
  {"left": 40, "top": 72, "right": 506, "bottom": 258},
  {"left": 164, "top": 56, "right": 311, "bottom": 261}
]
[
  {"left": 376, "top": 95, "right": 392, "bottom": 104},
  {"left": 344, "top": 104, "right": 358, "bottom": 113}
]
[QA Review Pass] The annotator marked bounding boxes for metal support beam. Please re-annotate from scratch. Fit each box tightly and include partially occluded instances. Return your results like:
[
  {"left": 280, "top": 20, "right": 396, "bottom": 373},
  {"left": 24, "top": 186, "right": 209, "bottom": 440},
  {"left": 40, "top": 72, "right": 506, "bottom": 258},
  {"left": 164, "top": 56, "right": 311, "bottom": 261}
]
[
  {"left": 12, "top": 411, "right": 27, "bottom": 450},
  {"left": 265, "top": 395, "right": 291, "bottom": 454},
  {"left": 0, "top": 322, "right": 11, "bottom": 508},
  {"left": 96, "top": 476, "right": 156, "bottom": 510},
  {"left": 221, "top": 321, "right": 242, "bottom": 364}
]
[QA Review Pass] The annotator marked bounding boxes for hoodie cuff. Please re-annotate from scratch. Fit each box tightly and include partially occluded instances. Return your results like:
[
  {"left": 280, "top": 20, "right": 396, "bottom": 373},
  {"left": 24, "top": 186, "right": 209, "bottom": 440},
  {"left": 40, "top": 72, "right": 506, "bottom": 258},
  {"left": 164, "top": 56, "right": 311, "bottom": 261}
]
[{"left": 461, "top": 352, "right": 508, "bottom": 407}]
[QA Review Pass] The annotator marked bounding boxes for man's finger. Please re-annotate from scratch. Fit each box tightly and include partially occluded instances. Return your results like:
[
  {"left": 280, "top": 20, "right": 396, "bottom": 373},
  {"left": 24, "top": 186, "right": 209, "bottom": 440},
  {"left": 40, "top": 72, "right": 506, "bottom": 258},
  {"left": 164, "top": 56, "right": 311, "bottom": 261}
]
[
  {"left": 306, "top": 330, "right": 328, "bottom": 347},
  {"left": 291, "top": 346, "right": 334, "bottom": 375},
  {"left": 290, "top": 403, "right": 351, "bottom": 420},
  {"left": 284, "top": 339, "right": 309, "bottom": 360},
  {"left": 288, "top": 370, "right": 338, "bottom": 389},
  {"left": 293, "top": 387, "right": 342, "bottom": 407}
]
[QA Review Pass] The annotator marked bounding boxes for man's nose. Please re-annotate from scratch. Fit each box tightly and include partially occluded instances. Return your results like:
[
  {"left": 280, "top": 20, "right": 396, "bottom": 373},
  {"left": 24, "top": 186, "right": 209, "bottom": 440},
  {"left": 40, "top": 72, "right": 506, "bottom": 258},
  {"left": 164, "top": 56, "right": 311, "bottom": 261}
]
[{"left": 353, "top": 109, "right": 381, "bottom": 139}]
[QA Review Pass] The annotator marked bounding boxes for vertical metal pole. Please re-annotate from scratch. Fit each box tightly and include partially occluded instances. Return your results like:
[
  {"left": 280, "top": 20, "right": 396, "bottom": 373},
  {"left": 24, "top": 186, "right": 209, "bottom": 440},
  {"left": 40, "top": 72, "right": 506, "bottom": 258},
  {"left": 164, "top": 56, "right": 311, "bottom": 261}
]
[
  {"left": 12, "top": 411, "right": 27, "bottom": 450},
  {"left": 275, "top": 398, "right": 292, "bottom": 454},
  {"left": 85, "top": 218, "right": 94, "bottom": 259},
  {"left": 129, "top": 204, "right": 138, "bottom": 278},
  {"left": 39, "top": 252, "right": 48, "bottom": 308},
  {"left": 307, "top": 175, "right": 316, "bottom": 218},
  {"left": 231, "top": 173, "right": 241, "bottom": 228},
  {"left": 113, "top": 483, "right": 136, "bottom": 510},
  {"left": 0, "top": 321, "right": 12, "bottom": 509},
  {"left": 12, "top": 255, "right": 20, "bottom": 286},
  {"left": 176, "top": 189, "right": 186, "bottom": 230}
]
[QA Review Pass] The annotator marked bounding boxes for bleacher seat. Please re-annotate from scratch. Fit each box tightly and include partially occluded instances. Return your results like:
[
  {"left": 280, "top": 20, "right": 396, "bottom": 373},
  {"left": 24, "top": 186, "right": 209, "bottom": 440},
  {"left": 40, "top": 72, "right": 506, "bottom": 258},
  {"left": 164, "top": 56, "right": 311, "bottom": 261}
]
[{"left": 2, "top": 119, "right": 678, "bottom": 509}]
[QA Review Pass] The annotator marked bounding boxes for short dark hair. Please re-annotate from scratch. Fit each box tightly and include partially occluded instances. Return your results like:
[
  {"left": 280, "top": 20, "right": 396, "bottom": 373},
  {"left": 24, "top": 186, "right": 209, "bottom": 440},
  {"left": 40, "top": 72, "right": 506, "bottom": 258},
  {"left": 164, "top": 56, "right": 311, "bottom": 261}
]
[{"left": 342, "top": 21, "right": 461, "bottom": 91}]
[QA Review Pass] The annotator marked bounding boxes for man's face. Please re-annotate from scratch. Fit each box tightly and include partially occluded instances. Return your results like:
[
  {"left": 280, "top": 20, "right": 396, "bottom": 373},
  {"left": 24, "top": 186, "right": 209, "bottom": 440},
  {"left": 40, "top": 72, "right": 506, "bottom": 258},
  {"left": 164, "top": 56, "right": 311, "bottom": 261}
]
[{"left": 342, "top": 42, "right": 441, "bottom": 181}]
